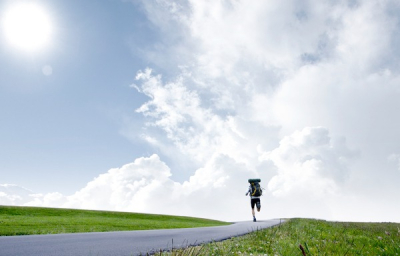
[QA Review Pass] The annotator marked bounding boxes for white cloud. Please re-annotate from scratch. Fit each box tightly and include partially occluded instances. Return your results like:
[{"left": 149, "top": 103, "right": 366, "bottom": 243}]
[
  {"left": 134, "top": 68, "right": 280, "bottom": 169},
  {"left": 1, "top": 155, "right": 254, "bottom": 221},
  {"left": 260, "top": 127, "right": 356, "bottom": 198},
  {"left": 0, "top": 184, "right": 33, "bottom": 205},
  {"left": 27, "top": 192, "right": 66, "bottom": 207},
  {"left": 62, "top": 154, "right": 175, "bottom": 212},
  {"left": 124, "top": 0, "right": 400, "bottom": 222}
]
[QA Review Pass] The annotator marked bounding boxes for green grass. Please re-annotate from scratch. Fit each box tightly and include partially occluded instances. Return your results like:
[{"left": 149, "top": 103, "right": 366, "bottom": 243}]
[
  {"left": 0, "top": 205, "right": 229, "bottom": 236},
  {"left": 164, "top": 218, "right": 400, "bottom": 255},
  {"left": 4, "top": 207, "right": 400, "bottom": 255}
]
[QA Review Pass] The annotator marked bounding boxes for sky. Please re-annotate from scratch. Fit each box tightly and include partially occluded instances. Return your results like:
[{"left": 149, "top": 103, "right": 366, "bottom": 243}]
[{"left": 1, "top": 0, "right": 400, "bottom": 222}]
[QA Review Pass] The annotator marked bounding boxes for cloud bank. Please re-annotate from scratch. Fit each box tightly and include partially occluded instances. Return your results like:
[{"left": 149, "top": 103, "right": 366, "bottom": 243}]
[{"left": 3, "top": 0, "right": 400, "bottom": 222}]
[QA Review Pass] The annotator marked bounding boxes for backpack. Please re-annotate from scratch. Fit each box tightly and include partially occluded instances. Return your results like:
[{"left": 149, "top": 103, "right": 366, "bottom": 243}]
[{"left": 248, "top": 179, "right": 262, "bottom": 197}]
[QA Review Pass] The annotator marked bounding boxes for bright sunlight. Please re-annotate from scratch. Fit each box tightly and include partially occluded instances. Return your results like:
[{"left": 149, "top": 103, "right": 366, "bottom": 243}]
[{"left": 2, "top": 3, "right": 52, "bottom": 52}]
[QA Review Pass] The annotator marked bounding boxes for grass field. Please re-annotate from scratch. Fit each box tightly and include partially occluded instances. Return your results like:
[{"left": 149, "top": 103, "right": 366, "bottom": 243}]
[
  {"left": 165, "top": 218, "right": 400, "bottom": 255},
  {"left": 0, "top": 205, "right": 229, "bottom": 236},
  {"left": 3, "top": 206, "right": 400, "bottom": 255}
]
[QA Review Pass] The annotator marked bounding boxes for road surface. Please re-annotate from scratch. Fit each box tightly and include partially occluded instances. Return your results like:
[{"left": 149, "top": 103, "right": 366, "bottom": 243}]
[{"left": 0, "top": 219, "right": 283, "bottom": 256}]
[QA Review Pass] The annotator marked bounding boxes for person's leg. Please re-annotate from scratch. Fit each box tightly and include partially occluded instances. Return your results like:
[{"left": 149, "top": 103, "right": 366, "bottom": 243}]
[
  {"left": 250, "top": 199, "right": 256, "bottom": 222},
  {"left": 256, "top": 198, "right": 261, "bottom": 212}
]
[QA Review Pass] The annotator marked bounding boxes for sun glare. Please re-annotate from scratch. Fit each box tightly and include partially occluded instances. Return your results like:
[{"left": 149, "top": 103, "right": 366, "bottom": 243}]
[{"left": 3, "top": 3, "right": 52, "bottom": 52}]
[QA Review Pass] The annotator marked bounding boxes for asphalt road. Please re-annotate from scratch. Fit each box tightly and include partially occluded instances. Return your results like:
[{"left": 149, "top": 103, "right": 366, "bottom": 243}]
[{"left": 0, "top": 219, "right": 283, "bottom": 256}]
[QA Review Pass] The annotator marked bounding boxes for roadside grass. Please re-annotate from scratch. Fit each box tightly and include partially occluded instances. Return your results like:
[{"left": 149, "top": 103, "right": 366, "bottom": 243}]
[
  {"left": 0, "top": 205, "right": 229, "bottom": 236},
  {"left": 162, "top": 218, "right": 400, "bottom": 255}
]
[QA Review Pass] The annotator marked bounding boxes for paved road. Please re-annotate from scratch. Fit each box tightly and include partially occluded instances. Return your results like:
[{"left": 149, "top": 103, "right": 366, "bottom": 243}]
[{"left": 0, "top": 219, "right": 283, "bottom": 256}]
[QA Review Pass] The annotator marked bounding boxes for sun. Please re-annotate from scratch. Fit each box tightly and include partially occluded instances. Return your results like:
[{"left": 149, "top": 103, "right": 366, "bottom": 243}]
[{"left": 2, "top": 3, "right": 52, "bottom": 52}]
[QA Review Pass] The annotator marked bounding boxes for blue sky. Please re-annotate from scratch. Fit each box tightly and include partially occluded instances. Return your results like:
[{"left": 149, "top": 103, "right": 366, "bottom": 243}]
[
  {"left": 1, "top": 0, "right": 155, "bottom": 194},
  {"left": 1, "top": 0, "right": 400, "bottom": 222}
]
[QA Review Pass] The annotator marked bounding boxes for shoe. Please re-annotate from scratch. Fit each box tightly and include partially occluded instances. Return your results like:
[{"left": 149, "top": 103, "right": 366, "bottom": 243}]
[
  {"left": 256, "top": 202, "right": 261, "bottom": 211},
  {"left": 253, "top": 216, "right": 256, "bottom": 222}
]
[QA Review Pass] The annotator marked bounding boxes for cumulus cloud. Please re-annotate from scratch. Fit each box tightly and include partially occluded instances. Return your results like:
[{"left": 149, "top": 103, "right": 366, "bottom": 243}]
[
  {"left": 260, "top": 127, "right": 356, "bottom": 198},
  {"left": 0, "top": 184, "right": 65, "bottom": 208},
  {"left": 133, "top": 68, "right": 280, "bottom": 167},
  {"left": 62, "top": 154, "right": 177, "bottom": 213},
  {"left": 0, "top": 184, "right": 33, "bottom": 205},
  {"left": 1, "top": 155, "right": 253, "bottom": 221},
  {"left": 124, "top": 0, "right": 400, "bottom": 222}
]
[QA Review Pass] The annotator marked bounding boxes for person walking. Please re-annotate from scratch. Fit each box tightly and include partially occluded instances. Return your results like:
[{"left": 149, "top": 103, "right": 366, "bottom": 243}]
[{"left": 245, "top": 179, "right": 262, "bottom": 222}]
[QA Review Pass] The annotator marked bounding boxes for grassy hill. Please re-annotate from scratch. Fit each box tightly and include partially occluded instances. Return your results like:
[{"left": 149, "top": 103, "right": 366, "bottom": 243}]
[
  {"left": 0, "top": 205, "right": 229, "bottom": 236},
  {"left": 169, "top": 218, "right": 400, "bottom": 255},
  {"left": 3, "top": 207, "right": 399, "bottom": 254}
]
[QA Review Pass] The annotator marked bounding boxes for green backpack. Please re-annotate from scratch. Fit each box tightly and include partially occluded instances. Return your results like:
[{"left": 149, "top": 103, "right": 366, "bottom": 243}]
[{"left": 248, "top": 179, "right": 262, "bottom": 197}]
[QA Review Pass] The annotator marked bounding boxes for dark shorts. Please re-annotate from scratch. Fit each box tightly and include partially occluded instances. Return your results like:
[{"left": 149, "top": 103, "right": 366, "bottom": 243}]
[{"left": 251, "top": 198, "right": 260, "bottom": 209}]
